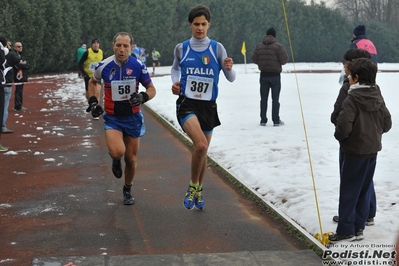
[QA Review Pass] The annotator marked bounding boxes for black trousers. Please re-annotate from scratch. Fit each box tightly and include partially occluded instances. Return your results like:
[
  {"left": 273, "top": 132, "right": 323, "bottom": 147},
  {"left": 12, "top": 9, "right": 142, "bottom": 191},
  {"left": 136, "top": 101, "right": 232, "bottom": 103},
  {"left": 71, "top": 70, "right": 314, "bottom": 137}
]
[{"left": 14, "top": 84, "right": 24, "bottom": 110}]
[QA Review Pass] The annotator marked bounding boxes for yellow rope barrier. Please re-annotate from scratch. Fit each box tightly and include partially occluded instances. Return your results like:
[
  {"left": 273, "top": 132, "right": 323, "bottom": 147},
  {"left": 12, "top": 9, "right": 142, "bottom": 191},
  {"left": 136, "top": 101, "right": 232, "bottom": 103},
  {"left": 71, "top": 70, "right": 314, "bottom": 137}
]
[{"left": 280, "top": 0, "right": 332, "bottom": 246}]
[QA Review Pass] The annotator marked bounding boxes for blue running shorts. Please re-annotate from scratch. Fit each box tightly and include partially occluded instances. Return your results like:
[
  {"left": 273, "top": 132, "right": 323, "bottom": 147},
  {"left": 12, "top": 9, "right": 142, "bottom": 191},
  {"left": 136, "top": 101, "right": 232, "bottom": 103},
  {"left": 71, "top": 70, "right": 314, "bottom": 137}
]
[{"left": 103, "top": 112, "right": 146, "bottom": 138}]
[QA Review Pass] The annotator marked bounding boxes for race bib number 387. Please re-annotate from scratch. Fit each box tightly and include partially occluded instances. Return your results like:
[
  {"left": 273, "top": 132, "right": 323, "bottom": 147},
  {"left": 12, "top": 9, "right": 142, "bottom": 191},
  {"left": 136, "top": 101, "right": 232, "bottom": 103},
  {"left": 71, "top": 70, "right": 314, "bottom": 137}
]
[
  {"left": 185, "top": 75, "right": 214, "bottom": 101},
  {"left": 111, "top": 79, "right": 136, "bottom": 101}
]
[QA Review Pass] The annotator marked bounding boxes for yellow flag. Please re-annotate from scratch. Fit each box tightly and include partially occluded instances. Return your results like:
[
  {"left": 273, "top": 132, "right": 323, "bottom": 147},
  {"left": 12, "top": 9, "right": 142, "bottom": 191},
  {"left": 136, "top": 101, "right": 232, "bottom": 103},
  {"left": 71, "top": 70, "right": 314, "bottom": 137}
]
[{"left": 241, "top": 42, "right": 246, "bottom": 55}]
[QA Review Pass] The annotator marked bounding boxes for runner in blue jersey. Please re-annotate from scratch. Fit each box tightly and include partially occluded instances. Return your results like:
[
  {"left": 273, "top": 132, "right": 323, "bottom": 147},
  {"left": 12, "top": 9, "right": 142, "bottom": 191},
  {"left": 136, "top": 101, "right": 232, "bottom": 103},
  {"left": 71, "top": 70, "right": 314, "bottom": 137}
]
[
  {"left": 171, "top": 4, "right": 236, "bottom": 210},
  {"left": 86, "top": 32, "right": 156, "bottom": 205}
]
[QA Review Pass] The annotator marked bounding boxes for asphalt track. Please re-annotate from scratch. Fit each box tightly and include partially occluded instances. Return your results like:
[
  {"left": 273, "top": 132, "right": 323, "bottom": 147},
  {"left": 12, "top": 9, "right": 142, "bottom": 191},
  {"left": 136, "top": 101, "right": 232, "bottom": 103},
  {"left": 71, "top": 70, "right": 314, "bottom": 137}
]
[{"left": 0, "top": 74, "right": 322, "bottom": 265}]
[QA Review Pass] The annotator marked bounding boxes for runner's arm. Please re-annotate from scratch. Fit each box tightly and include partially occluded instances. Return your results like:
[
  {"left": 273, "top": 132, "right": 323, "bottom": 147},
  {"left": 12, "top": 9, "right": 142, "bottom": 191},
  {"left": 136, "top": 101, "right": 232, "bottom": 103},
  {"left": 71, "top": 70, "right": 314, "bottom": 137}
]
[
  {"left": 217, "top": 42, "right": 236, "bottom": 82},
  {"left": 88, "top": 66, "right": 101, "bottom": 98},
  {"left": 78, "top": 51, "right": 88, "bottom": 74},
  {"left": 143, "top": 82, "right": 156, "bottom": 101},
  {"left": 171, "top": 43, "right": 182, "bottom": 83}
]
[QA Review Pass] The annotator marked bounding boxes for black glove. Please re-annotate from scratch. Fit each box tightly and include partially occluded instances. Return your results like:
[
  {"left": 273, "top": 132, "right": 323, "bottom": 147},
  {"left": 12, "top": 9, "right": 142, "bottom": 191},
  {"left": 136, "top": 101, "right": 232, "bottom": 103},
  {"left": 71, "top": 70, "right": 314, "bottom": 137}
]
[
  {"left": 129, "top": 92, "right": 149, "bottom": 107},
  {"left": 86, "top": 96, "right": 104, "bottom": 118}
]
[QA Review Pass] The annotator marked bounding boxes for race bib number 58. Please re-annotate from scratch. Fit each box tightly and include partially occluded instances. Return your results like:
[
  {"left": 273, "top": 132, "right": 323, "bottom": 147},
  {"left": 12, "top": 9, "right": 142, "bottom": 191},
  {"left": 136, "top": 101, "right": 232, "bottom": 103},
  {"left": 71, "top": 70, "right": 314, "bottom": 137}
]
[
  {"left": 185, "top": 75, "right": 213, "bottom": 101},
  {"left": 111, "top": 80, "right": 136, "bottom": 101}
]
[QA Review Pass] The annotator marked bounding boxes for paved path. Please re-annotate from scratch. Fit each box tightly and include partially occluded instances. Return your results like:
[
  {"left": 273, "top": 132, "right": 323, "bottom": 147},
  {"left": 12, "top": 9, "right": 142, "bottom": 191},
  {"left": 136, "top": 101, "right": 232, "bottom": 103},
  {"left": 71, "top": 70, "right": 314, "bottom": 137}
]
[{"left": 0, "top": 75, "right": 322, "bottom": 265}]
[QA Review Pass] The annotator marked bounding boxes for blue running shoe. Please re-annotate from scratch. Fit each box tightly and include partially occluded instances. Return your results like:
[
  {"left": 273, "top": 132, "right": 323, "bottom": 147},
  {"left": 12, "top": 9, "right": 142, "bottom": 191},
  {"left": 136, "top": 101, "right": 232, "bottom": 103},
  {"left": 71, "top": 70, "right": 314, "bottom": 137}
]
[
  {"left": 123, "top": 189, "right": 135, "bottom": 205},
  {"left": 183, "top": 186, "right": 196, "bottom": 210},
  {"left": 194, "top": 188, "right": 204, "bottom": 210}
]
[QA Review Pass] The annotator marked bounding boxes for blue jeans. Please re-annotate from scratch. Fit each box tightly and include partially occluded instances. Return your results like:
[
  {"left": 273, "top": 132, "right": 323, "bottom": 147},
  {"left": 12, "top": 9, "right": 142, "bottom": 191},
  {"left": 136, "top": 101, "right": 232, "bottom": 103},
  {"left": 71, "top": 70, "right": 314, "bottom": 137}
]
[
  {"left": 2, "top": 86, "right": 12, "bottom": 130},
  {"left": 259, "top": 75, "right": 281, "bottom": 124}
]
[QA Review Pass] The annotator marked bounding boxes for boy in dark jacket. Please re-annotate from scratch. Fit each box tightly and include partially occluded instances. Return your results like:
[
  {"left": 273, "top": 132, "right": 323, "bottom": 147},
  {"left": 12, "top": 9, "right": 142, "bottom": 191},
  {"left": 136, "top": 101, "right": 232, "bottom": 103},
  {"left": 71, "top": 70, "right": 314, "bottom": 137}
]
[
  {"left": 331, "top": 49, "right": 378, "bottom": 227},
  {"left": 329, "top": 58, "right": 391, "bottom": 243}
]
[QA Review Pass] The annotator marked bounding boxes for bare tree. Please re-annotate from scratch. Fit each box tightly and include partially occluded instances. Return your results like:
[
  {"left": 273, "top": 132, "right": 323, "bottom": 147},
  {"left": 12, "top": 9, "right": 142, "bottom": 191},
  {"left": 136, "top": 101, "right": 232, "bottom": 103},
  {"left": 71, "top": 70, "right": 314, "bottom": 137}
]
[
  {"left": 308, "top": 0, "right": 399, "bottom": 25},
  {"left": 334, "top": 0, "right": 362, "bottom": 21},
  {"left": 384, "top": 0, "right": 399, "bottom": 26},
  {"left": 334, "top": 0, "right": 399, "bottom": 27}
]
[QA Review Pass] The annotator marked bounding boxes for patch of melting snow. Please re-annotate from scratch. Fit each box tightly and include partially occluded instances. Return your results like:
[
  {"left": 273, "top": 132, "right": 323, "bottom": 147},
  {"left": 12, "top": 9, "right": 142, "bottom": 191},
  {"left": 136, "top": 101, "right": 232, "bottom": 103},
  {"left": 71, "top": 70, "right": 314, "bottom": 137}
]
[
  {"left": 20, "top": 204, "right": 64, "bottom": 216},
  {"left": 13, "top": 171, "right": 26, "bottom": 175},
  {"left": 22, "top": 134, "right": 36, "bottom": 138},
  {"left": 3, "top": 151, "right": 17, "bottom": 155},
  {"left": 0, "top": 259, "right": 15, "bottom": 263}
]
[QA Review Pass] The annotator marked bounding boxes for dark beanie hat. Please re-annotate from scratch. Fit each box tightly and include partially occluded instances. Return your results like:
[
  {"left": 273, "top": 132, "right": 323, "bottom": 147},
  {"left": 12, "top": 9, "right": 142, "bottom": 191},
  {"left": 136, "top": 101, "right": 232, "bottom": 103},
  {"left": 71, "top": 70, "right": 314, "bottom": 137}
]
[
  {"left": 92, "top": 38, "right": 100, "bottom": 44},
  {"left": 353, "top": 24, "right": 366, "bottom": 36},
  {"left": 267, "top": 28, "right": 276, "bottom": 38},
  {"left": 0, "top": 36, "right": 7, "bottom": 47}
]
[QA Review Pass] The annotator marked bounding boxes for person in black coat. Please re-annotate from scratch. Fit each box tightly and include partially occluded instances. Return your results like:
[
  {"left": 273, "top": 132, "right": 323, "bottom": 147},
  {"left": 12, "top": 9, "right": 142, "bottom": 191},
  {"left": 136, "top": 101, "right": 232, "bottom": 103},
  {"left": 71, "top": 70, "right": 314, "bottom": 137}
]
[
  {"left": 0, "top": 36, "right": 9, "bottom": 151},
  {"left": 2, "top": 43, "right": 22, "bottom": 132},
  {"left": 12, "top": 41, "right": 30, "bottom": 111}
]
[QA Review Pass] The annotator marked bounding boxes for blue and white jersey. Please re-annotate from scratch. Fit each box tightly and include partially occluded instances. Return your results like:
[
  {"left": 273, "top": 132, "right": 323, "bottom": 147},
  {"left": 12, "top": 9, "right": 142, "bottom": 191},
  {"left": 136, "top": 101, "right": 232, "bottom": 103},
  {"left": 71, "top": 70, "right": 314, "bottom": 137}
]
[
  {"left": 93, "top": 55, "right": 151, "bottom": 116},
  {"left": 132, "top": 47, "right": 141, "bottom": 59},
  {"left": 179, "top": 40, "right": 221, "bottom": 101}
]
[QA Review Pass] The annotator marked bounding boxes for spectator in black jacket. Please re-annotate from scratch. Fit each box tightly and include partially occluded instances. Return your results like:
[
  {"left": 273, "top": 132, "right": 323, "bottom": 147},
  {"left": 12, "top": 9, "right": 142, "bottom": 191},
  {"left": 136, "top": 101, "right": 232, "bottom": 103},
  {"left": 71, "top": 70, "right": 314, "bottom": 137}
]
[
  {"left": 3, "top": 41, "right": 23, "bottom": 133},
  {"left": 13, "top": 41, "right": 30, "bottom": 112},
  {"left": 0, "top": 36, "right": 9, "bottom": 151},
  {"left": 252, "top": 28, "right": 288, "bottom": 127}
]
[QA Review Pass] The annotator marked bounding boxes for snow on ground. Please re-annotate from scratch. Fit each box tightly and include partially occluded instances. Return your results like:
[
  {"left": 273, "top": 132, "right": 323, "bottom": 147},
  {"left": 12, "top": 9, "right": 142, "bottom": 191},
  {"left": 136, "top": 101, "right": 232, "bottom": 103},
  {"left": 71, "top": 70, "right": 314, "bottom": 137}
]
[
  {"left": 4, "top": 62, "right": 398, "bottom": 264},
  {"left": 146, "top": 63, "right": 399, "bottom": 263}
]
